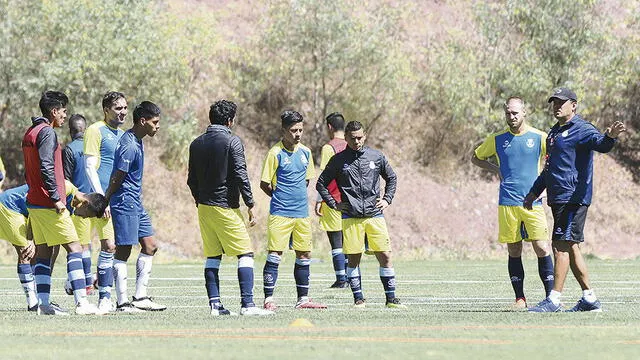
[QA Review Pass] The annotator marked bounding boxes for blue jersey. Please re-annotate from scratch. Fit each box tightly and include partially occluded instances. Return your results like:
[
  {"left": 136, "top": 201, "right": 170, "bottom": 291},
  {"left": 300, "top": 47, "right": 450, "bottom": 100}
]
[
  {"left": 260, "top": 142, "right": 315, "bottom": 218},
  {"left": 110, "top": 130, "right": 144, "bottom": 215},
  {"left": 65, "top": 138, "right": 92, "bottom": 193},
  {"left": 84, "top": 121, "right": 124, "bottom": 191},
  {"left": 475, "top": 126, "right": 547, "bottom": 206},
  {"left": 1, "top": 182, "right": 76, "bottom": 216},
  {"left": 0, "top": 184, "right": 29, "bottom": 216}
]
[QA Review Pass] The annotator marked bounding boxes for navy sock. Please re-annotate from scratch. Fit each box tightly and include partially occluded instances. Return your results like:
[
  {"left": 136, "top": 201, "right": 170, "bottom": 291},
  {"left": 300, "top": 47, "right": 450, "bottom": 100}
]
[
  {"left": 82, "top": 250, "right": 92, "bottom": 289},
  {"left": 67, "top": 252, "right": 87, "bottom": 303},
  {"left": 508, "top": 256, "right": 525, "bottom": 299},
  {"left": 328, "top": 231, "right": 346, "bottom": 282},
  {"left": 346, "top": 267, "right": 364, "bottom": 301},
  {"left": 204, "top": 257, "right": 221, "bottom": 308},
  {"left": 379, "top": 267, "right": 396, "bottom": 301},
  {"left": 34, "top": 258, "right": 52, "bottom": 306},
  {"left": 263, "top": 254, "right": 280, "bottom": 299},
  {"left": 294, "top": 258, "right": 311, "bottom": 298},
  {"left": 237, "top": 255, "right": 255, "bottom": 308},
  {"left": 97, "top": 251, "right": 114, "bottom": 300},
  {"left": 538, "top": 255, "right": 555, "bottom": 297}
]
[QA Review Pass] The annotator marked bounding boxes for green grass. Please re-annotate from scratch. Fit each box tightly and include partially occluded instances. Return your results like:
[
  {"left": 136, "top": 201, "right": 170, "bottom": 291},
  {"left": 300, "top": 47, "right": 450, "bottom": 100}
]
[{"left": 1, "top": 256, "right": 639, "bottom": 359}]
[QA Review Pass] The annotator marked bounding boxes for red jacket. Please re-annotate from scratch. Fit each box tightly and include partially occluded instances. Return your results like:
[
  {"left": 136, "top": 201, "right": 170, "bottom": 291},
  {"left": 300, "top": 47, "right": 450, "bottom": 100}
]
[{"left": 22, "top": 118, "right": 66, "bottom": 207}]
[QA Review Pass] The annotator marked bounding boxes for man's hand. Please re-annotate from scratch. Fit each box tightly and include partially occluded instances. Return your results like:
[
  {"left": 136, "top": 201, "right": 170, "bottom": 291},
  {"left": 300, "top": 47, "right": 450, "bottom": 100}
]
[
  {"left": 523, "top": 193, "right": 537, "bottom": 210},
  {"left": 376, "top": 198, "right": 390, "bottom": 211},
  {"left": 103, "top": 205, "right": 111, "bottom": 219},
  {"left": 20, "top": 241, "right": 36, "bottom": 261},
  {"left": 314, "top": 201, "right": 323, "bottom": 216},
  {"left": 247, "top": 207, "right": 257, "bottom": 227},
  {"left": 606, "top": 121, "right": 627, "bottom": 139},
  {"left": 54, "top": 201, "right": 66, "bottom": 214}
]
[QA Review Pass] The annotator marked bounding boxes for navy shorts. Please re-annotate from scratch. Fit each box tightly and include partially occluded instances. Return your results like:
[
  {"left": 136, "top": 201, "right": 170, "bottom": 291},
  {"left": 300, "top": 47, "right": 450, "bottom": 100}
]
[
  {"left": 550, "top": 204, "right": 589, "bottom": 243},
  {"left": 112, "top": 210, "right": 154, "bottom": 246}
]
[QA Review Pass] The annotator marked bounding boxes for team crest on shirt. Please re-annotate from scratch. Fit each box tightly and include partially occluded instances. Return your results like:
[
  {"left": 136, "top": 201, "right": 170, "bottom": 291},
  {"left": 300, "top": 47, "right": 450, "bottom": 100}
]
[
  {"left": 526, "top": 139, "right": 535, "bottom": 148},
  {"left": 301, "top": 155, "right": 308, "bottom": 165},
  {"left": 369, "top": 161, "right": 376, "bottom": 169},
  {"left": 282, "top": 157, "right": 291, "bottom": 165},
  {"left": 562, "top": 130, "right": 569, "bottom": 137}
]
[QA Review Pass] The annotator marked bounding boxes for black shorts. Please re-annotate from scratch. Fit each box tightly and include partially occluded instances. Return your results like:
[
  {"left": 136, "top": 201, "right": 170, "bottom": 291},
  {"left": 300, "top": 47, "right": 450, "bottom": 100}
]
[{"left": 550, "top": 204, "right": 589, "bottom": 243}]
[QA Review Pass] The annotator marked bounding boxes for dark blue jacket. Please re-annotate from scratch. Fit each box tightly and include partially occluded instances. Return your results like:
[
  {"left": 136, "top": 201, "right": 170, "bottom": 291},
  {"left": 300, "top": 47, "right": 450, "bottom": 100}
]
[{"left": 529, "top": 114, "right": 616, "bottom": 205}]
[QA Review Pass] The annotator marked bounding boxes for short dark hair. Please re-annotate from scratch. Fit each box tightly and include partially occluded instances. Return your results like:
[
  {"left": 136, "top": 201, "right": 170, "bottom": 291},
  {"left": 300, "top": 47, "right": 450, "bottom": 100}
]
[
  {"left": 281, "top": 110, "right": 303, "bottom": 128},
  {"left": 345, "top": 120, "right": 363, "bottom": 133},
  {"left": 85, "top": 193, "right": 108, "bottom": 218},
  {"left": 102, "top": 91, "right": 126, "bottom": 109},
  {"left": 325, "top": 112, "right": 345, "bottom": 131},
  {"left": 39, "top": 91, "right": 68, "bottom": 117},
  {"left": 68, "top": 114, "right": 87, "bottom": 136},
  {"left": 133, "top": 101, "right": 161, "bottom": 123},
  {"left": 209, "top": 100, "right": 237, "bottom": 125}
]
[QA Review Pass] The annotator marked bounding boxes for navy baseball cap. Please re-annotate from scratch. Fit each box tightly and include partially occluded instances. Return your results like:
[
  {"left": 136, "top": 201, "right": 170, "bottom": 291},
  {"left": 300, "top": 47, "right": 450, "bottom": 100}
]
[{"left": 548, "top": 87, "right": 577, "bottom": 103}]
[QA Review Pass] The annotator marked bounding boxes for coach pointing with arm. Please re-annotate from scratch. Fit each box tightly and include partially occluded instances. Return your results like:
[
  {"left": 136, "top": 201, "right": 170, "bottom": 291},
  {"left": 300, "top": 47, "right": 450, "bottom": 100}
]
[{"left": 525, "top": 88, "right": 626, "bottom": 313}]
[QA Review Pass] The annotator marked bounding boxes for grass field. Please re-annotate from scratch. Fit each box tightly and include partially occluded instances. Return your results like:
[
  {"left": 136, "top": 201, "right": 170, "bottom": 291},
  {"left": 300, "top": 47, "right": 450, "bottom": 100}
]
[{"left": 1, "top": 256, "right": 639, "bottom": 359}]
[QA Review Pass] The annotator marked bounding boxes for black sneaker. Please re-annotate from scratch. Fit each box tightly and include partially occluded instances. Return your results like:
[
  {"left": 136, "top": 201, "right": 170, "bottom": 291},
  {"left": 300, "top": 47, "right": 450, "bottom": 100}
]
[{"left": 330, "top": 280, "right": 349, "bottom": 288}]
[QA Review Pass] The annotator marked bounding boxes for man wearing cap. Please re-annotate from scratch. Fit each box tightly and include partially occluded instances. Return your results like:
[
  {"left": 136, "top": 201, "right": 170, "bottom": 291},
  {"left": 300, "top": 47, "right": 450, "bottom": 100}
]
[{"left": 525, "top": 87, "right": 626, "bottom": 312}]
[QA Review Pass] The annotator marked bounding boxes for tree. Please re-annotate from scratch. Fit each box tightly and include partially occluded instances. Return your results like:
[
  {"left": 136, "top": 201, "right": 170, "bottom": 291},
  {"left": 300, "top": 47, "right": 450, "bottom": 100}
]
[{"left": 226, "top": 0, "right": 411, "bottom": 153}]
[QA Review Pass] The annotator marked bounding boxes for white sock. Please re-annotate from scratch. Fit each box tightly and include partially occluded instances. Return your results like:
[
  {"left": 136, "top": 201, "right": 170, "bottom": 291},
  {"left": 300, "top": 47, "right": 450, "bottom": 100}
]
[
  {"left": 113, "top": 259, "right": 128, "bottom": 305},
  {"left": 583, "top": 289, "right": 597, "bottom": 303},
  {"left": 135, "top": 253, "right": 153, "bottom": 299},
  {"left": 548, "top": 290, "right": 562, "bottom": 305}
]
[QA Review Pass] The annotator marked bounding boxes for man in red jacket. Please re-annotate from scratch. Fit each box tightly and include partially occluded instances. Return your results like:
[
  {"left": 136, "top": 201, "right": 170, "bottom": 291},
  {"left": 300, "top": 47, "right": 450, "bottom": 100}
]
[{"left": 23, "top": 91, "right": 102, "bottom": 315}]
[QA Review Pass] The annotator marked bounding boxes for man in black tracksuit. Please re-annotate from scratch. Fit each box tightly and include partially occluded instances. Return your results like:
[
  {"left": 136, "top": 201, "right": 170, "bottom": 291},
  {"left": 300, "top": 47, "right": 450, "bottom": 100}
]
[
  {"left": 316, "top": 120, "right": 405, "bottom": 309},
  {"left": 187, "top": 100, "right": 273, "bottom": 316}
]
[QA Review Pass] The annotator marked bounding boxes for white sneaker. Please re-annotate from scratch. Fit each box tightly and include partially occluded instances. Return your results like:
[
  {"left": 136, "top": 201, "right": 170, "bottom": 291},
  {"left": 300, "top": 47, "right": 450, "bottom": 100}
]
[
  {"left": 210, "top": 307, "right": 238, "bottom": 316},
  {"left": 75, "top": 302, "right": 103, "bottom": 315},
  {"left": 37, "top": 302, "right": 69, "bottom": 316},
  {"left": 98, "top": 298, "right": 115, "bottom": 313},
  {"left": 240, "top": 306, "right": 275, "bottom": 316},
  {"left": 131, "top": 296, "right": 167, "bottom": 311},
  {"left": 116, "top": 302, "right": 146, "bottom": 313}
]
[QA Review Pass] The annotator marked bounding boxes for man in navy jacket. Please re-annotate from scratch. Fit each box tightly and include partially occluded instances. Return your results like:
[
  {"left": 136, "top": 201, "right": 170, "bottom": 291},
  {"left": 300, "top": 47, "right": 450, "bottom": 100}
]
[{"left": 525, "top": 88, "right": 626, "bottom": 312}]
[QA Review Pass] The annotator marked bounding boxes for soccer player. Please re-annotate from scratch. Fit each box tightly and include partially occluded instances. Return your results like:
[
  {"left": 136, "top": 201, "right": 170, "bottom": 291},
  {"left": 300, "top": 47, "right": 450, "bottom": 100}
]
[
  {"left": 260, "top": 110, "right": 327, "bottom": 311},
  {"left": 472, "top": 96, "right": 554, "bottom": 310},
  {"left": 525, "top": 88, "right": 626, "bottom": 312},
  {"left": 84, "top": 91, "right": 126, "bottom": 311},
  {"left": 104, "top": 101, "right": 166, "bottom": 312},
  {"left": 317, "top": 120, "right": 405, "bottom": 309},
  {"left": 1, "top": 181, "right": 108, "bottom": 311},
  {"left": 314, "top": 112, "right": 348, "bottom": 288},
  {"left": 22, "top": 90, "right": 103, "bottom": 315},
  {"left": 187, "top": 100, "right": 274, "bottom": 316},
  {"left": 63, "top": 114, "right": 95, "bottom": 295}
]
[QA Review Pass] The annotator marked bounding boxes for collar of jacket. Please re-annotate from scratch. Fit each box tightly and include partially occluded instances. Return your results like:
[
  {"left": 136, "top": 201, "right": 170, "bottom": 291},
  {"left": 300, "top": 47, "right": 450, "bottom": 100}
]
[
  {"left": 31, "top": 116, "right": 50, "bottom": 126},
  {"left": 207, "top": 124, "right": 231, "bottom": 134}
]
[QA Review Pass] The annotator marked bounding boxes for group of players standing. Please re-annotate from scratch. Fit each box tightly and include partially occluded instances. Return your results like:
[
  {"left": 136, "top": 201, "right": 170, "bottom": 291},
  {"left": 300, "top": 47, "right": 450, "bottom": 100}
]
[
  {"left": 1, "top": 90, "right": 164, "bottom": 315},
  {"left": 0, "top": 90, "right": 404, "bottom": 316},
  {"left": 187, "top": 101, "right": 404, "bottom": 316},
  {"left": 1, "top": 86, "right": 625, "bottom": 316}
]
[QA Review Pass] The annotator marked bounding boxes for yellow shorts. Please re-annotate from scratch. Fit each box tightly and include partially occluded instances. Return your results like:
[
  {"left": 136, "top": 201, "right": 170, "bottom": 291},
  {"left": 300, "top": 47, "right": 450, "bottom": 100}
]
[
  {"left": 498, "top": 205, "right": 548, "bottom": 243},
  {"left": 267, "top": 215, "right": 312, "bottom": 252},
  {"left": 318, "top": 202, "right": 342, "bottom": 232},
  {"left": 72, "top": 216, "right": 114, "bottom": 245},
  {"left": 29, "top": 208, "right": 79, "bottom": 246},
  {"left": 198, "top": 204, "right": 252, "bottom": 257},
  {"left": 342, "top": 217, "right": 390, "bottom": 254},
  {"left": 0, "top": 203, "right": 28, "bottom": 247}
]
